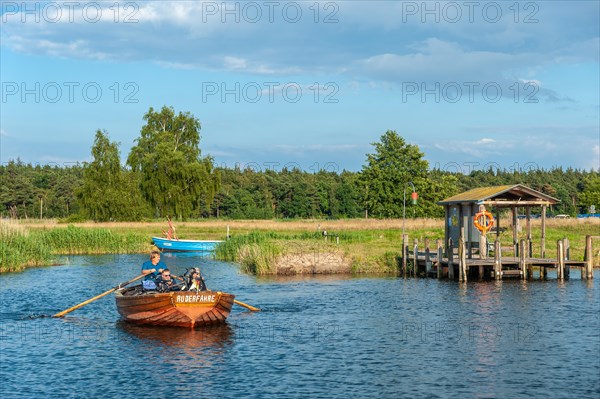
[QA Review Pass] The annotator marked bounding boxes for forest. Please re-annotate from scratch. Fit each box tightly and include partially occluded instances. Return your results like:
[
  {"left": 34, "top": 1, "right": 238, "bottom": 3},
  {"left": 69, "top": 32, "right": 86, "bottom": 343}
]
[{"left": 1, "top": 107, "right": 599, "bottom": 222}]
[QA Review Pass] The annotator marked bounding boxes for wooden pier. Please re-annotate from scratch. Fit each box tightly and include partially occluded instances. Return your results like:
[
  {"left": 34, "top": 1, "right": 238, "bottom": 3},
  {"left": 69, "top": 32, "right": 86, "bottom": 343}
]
[
  {"left": 400, "top": 234, "right": 597, "bottom": 281},
  {"left": 415, "top": 184, "right": 597, "bottom": 281}
]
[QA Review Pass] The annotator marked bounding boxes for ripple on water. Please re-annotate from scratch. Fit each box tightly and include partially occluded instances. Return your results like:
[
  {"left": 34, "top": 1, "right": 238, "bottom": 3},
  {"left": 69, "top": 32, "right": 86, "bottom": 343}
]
[{"left": 1, "top": 257, "right": 599, "bottom": 399}]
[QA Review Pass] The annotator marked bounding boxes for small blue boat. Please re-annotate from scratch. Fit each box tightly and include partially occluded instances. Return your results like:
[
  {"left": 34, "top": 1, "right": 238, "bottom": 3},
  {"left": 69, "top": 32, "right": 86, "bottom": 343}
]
[{"left": 152, "top": 237, "right": 223, "bottom": 252}]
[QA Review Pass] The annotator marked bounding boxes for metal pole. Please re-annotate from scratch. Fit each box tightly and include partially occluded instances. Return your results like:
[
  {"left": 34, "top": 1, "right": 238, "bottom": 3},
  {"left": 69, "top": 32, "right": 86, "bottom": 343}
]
[{"left": 402, "top": 188, "right": 406, "bottom": 238}]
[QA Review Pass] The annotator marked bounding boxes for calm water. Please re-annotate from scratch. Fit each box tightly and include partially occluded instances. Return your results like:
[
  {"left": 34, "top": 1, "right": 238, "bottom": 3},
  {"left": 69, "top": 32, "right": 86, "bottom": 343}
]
[{"left": 1, "top": 254, "right": 599, "bottom": 399}]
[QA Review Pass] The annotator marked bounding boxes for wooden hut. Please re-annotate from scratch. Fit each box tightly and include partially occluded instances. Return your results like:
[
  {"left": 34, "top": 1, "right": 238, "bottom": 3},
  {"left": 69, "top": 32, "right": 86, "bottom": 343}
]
[{"left": 437, "top": 184, "right": 559, "bottom": 259}]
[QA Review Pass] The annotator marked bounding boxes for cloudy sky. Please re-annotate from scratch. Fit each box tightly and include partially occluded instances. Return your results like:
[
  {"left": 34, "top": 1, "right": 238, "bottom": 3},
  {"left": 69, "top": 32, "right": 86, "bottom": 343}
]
[{"left": 1, "top": 1, "right": 599, "bottom": 173}]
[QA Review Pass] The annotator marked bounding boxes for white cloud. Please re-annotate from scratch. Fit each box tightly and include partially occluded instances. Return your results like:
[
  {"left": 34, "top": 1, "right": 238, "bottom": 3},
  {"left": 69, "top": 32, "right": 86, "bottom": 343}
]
[{"left": 1, "top": 1, "right": 596, "bottom": 81}]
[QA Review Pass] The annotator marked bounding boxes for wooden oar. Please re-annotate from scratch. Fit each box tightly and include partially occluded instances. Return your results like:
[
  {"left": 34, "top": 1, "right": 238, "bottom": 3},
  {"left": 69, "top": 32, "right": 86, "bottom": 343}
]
[
  {"left": 234, "top": 299, "right": 261, "bottom": 312},
  {"left": 53, "top": 274, "right": 146, "bottom": 318},
  {"left": 201, "top": 277, "right": 260, "bottom": 312}
]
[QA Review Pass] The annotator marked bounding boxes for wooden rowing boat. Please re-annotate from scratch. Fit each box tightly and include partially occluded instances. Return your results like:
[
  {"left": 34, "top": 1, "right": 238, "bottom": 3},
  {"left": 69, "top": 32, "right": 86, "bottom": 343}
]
[{"left": 115, "top": 287, "right": 235, "bottom": 328}]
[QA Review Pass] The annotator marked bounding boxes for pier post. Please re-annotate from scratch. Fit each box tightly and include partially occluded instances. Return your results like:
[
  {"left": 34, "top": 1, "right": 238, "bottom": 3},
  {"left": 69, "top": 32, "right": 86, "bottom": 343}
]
[
  {"left": 540, "top": 265, "right": 547, "bottom": 280},
  {"left": 448, "top": 238, "right": 455, "bottom": 280},
  {"left": 512, "top": 207, "right": 518, "bottom": 257},
  {"left": 563, "top": 238, "right": 570, "bottom": 279},
  {"left": 519, "top": 239, "right": 527, "bottom": 280},
  {"left": 459, "top": 228, "right": 467, "bottom": 282},
  {"left": 541, "top": 205, "right": 547, "bottom": 258},
  {"left": 437, "top": 239, "right": 443, "bottom": 279},
  {"left": 557, "top": 240, "right": 565, "bottom": 281},
  {"left": 479, "top": 234, "right": 487, "bottom": 260},
  {"left": 526, "top": 207, "right": 532, "bottom": 257},
  {"left": 413, "top": 239, "right": 419, "bottom": 277},
  {"left": 583, "top": 235, "right": 593, "bottom": 280},
  {"left": 425, "top": 238, "right": 431, "bottom": 276},
  {"left": 494, "top": 240, "right": 502, "bottom": 280},
  {"left": 402, "top": 234, "right": 408, "bottom": 277}
]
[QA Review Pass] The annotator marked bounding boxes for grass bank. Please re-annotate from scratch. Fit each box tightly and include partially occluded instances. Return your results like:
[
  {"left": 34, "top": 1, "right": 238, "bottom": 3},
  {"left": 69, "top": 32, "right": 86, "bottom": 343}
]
[
  {"left": 1, "top": 221, "right": 148, "bottom": 273},
  {"left": 6, "top": 217, "right": 599, "bottom": 274}
]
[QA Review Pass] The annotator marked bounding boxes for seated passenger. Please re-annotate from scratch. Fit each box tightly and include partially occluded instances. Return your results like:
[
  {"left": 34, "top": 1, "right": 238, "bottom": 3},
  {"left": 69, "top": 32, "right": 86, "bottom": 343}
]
[
  {"left": 156, "top": 269, "right": 176, "bottom": 292},
  {"left": 187, "top": 268, "right": 207, "bottom": 291}
]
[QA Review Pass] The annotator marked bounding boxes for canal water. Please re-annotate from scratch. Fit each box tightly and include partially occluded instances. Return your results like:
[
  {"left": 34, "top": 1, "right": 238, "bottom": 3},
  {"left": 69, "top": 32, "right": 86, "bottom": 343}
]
[{"left": 1, "top": 254, "right": 598, "bottom": 398}]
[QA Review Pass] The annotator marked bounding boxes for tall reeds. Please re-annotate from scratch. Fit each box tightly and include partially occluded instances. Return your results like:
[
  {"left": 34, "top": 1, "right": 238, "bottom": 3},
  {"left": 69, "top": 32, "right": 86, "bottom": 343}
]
[
  {"left": 215, "top": 232, "right": 280, "bottom": 274},
  {"left": 1, "top": 222, "right": 149, "bottom": 273},
  {"left": 0, "top": 220, "right": 52, "bottom": 272}
]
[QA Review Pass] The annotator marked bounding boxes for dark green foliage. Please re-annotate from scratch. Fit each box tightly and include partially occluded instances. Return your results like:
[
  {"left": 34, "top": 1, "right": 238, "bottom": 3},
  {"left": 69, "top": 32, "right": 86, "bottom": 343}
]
[
  {"left": 1, "top": 129, "right": 598, "bottom": 220},
  {"left": 359, "top": 130, "right": 430, "bottom": 218},
  {"left": 127, "top": 106, "right": 220, "bottom": 219},
  {"left": 0, "top": 159, "right": 84, "bottom": 219},
  {"left": 77, "top": 130, "right": 149, "bottom": 221}
]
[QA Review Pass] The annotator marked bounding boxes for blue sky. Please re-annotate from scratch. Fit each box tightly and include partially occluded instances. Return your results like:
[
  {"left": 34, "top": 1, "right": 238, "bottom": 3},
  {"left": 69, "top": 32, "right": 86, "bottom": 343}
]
[{"left": 1, "top": 1, "right": 599, "bottom": 173}]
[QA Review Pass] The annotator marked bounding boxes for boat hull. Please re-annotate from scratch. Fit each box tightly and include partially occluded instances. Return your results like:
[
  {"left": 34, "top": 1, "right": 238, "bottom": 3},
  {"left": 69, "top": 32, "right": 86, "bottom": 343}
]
[
  {"left": 115, "top": 289, "right": 235, "bottom": 328},
  {"left": 152, "top": 237, "right": 223, "bottom": 252}
]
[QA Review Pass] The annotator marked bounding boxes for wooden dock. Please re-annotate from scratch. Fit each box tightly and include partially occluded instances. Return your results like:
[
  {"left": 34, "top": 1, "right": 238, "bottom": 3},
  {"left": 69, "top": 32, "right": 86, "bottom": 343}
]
[{"left": 400, "top": 234, "right": 597, "bottom": 282}]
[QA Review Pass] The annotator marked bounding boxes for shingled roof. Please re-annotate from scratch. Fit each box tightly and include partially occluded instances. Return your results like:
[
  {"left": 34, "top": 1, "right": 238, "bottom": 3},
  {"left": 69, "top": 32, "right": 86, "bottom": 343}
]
[{"left": 437, "top": 184, "right": 559, "bottom": 207}]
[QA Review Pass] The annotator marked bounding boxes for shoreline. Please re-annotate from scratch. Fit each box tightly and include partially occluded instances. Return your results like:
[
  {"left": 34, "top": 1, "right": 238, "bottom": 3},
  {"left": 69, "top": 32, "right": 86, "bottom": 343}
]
[{"left": 2, "top": 218, "right": 599, "bottom": 273}]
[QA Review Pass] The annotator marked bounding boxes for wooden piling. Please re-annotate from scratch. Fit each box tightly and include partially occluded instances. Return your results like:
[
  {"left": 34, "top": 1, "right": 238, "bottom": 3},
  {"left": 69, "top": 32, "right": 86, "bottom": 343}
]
[
  {"left": 584, "top": 235, "right": 593, "bottom": 280},
  {"left": 425, "top": 238, "right": 431, "bottom": 275},
  {"left": 540, "top": 265, "right": 547, "bottom": 280},
  {"left": 557, "top": 239, "right": 565, "bottom": 281},
  {"left": 436, "top": 239, "right": 443, "bottom": 279},
  {"left": 526, "top": 207, "right": 532, "bottom": 257},
  {"left": 512, "top": 207, "right": 518, "bottom": 257},
  {"left": 563, "top": 238, "right": 570, "bottom": 279},
  {"left": 459, "top": 228, "right": 467, "bottom": 282},
  {"left": 494, "top": 240, "right": 502, "bottom": 280},
  {"left": 413, "top": 239, "right": 419, "bottom": 277},
  {"left": 519, "top": 239, "right": 527, "bottom": 280},
  {"left": 541, "top": 205, "right": 547, "bottom": 258},
  {"left": 479, "top": 234, "right": 487, "bottom": 260},
  {"left": 467, "top": 206, "right": 473, "bottom": 259},
  {"left": 402, "top": 234, "right": 408, "bottom": 277},
  {"left": 448, "top": 238, "right": 455, "bottom": 280}
]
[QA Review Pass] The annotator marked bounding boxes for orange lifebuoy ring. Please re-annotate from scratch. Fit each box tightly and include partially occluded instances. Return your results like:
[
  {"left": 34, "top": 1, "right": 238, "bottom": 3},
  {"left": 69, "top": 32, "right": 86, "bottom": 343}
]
[{"left": 474, "top": 211, "right": 494, "bottom": 233}]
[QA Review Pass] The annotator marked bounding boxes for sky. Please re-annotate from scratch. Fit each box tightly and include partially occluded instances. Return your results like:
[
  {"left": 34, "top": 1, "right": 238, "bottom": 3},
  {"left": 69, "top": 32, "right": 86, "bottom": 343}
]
[{"left": 1, "top": 0, "right": 599, "bottom": 174}]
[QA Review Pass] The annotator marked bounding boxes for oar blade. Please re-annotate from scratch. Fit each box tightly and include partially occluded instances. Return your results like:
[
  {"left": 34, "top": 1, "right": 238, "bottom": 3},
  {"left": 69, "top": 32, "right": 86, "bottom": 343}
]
[{"left": 234, "top": 299, "right": 261, "bottom": 312}]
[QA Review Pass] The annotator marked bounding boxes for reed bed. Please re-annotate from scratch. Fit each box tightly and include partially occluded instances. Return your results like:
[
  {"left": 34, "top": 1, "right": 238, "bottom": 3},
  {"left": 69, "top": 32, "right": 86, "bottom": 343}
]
[
  {"left": 0, "top": 220, "right": 52, "bottom": 272},
  {"left": 215, "top": 232, "right": 280, "bottom": 275},
  {"left": 1, "top": 222, "right": 149, "bottom": 273},
  {"left": 38, "top": 225, "right": 148, "bottom": 255}
]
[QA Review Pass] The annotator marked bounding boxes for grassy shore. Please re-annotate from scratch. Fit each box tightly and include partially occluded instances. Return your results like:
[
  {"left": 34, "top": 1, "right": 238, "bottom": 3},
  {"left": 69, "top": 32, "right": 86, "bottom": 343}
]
[
  {"left": 0, "top": 220, "right": 149, "bottom": 272},
  {"left": 3, "top": 217, "right": 599, "bottom": 274}
]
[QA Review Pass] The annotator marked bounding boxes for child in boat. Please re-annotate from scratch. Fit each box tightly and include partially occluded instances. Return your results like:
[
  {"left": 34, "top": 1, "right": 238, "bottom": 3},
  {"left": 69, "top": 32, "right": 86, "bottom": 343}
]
[
  {"left": 155, "top": 268, "right": 177, "bottom": 292},
  {"left": 187, "top": 268, "right": 207, "bottom": 291}
]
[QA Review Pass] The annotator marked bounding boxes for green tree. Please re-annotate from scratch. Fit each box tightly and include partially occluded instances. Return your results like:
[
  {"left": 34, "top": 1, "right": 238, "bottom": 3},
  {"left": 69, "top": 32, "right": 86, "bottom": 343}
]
[
  {"left": 359, "top": 131, "right": 429, "bottom": 218},
  {"left": 78, "top": 130, "right": 147, "bottom": 221},
  {"left": 127, "top": 106, "right": 219, "bottom": 219},
  {"left": 579, "top": 173, "right": 600, "bottom": 212}
]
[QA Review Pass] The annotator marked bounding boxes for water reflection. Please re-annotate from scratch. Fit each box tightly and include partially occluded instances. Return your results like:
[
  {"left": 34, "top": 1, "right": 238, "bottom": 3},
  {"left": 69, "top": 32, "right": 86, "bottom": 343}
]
[
  {"left": 117, "top": 321, "right": 233, "bottom": 350},
  {"left": 1, "top": 258, "right": 598, "bottom": 399},
  {"left": 255, "top": 273, "right": 355, "bottom": 284}
]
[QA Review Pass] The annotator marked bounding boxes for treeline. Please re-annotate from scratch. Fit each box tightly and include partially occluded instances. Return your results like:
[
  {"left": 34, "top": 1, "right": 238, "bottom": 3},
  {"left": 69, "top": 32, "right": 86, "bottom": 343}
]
[
  {"left": 1, "top": 107, "right": 598, "bottom": 221},
  {"left": 2, "top": 158, "right": 598, "bottom": 221}
]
